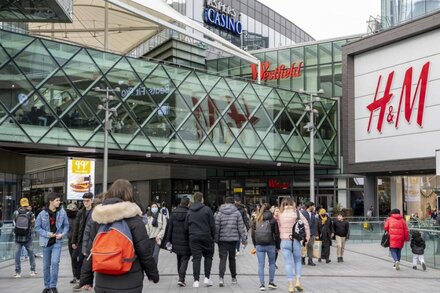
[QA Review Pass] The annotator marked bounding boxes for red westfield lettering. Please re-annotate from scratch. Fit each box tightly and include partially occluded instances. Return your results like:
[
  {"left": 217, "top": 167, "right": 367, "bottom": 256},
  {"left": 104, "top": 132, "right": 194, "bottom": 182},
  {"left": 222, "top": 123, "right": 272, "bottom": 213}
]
[
  {"left": 366, "top": 61, "right": 430, "bottom": 133},
  {"left": 251, "top": 61, "right": 302, "bottom": 81}
]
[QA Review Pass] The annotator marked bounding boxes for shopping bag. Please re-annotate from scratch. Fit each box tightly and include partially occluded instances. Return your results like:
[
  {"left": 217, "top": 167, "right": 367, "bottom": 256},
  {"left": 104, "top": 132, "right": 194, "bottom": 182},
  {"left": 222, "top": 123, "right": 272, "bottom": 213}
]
[
  {"left": 313, "top": 240, "right": 322, "bottom": 259},
  {"left": 301, "top": 245, "right": 307, "bottom": 258},
  {"left": 363, "top": 222, "right": 369, "bottom": 229}
]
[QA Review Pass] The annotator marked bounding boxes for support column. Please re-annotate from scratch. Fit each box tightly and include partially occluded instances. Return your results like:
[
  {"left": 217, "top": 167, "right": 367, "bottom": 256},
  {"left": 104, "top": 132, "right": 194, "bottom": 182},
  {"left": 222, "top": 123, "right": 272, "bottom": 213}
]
[
  {"left": 391, "top": 176, "right": 403, "bottom": 212},
  {"left": 364, "top": 175, "right": 376, "bottom": 216},
  {"left": 337, "top": 178, "right": 348, "bottom": 208}
]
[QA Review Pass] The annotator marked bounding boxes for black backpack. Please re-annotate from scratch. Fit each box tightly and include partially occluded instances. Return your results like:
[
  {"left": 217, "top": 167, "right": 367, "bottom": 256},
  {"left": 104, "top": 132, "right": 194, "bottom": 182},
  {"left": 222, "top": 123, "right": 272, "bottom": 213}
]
[
  {"left": 291, "top": 210, "right": 306, "bottom": 242},
  {"left": 255, "top": 220, "right": 273, "bottom": 245},
  {"left": 15, "top": 210, "right": 31, "bottom": 236}
]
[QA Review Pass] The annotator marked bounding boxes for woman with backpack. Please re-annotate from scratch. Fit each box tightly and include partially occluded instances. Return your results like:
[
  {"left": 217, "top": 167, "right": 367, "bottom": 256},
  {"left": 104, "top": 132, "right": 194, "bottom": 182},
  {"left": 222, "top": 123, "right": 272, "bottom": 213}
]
[
  {"left": 251, "top": 203, "right": 280, "bottom": 291},
  {"left": 146, "top": 202, "right": 167, "bottom": 265},
  {"left": 278, "top": 198, "right": 310, "bottom": 292},
  {"left": 90, "top": 179, "right": 159, "bottom": 293}
]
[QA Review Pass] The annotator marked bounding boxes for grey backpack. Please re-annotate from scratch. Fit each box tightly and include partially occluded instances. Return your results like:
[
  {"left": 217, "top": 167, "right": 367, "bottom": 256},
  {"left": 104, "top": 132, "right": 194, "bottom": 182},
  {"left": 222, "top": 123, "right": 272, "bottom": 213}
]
[{"left": 255, "top": 220, "right": 273, "bottom": 245}]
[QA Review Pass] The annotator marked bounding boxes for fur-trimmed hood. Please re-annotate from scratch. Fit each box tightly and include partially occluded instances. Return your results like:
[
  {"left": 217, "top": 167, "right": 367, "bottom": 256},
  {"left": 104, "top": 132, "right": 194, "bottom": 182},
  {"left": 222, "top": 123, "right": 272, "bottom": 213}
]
[{"left": 92, "top": 199, "right": 142, "bottom": 224}]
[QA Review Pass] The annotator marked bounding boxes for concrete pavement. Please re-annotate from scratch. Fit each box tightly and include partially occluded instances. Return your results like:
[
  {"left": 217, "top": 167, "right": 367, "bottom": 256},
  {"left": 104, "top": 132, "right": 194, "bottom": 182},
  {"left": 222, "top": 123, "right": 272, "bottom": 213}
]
[{"left": 0, "top": 242, "right": 438, "bottom": 292}]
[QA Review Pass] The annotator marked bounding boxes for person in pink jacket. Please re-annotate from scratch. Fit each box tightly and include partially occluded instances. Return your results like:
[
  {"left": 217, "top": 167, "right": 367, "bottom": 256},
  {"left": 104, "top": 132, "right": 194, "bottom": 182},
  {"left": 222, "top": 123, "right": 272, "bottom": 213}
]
[
  {"left": 384, "top": 208, "right": 409, "bottom": 270},
  {"left": 278, "top": 198, "right": 310, "bottom": 292}
]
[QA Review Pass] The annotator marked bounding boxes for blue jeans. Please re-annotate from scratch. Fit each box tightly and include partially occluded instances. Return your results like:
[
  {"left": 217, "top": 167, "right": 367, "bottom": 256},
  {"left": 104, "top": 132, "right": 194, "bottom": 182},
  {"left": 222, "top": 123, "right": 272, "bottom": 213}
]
[
  {"left": 281, "top": 239, "right": 302, "bottom": 280},
  {"left": 42, "top": 243, "right": 62, "bottom": 289},
  {"left": 15, "top": 239, "right": 36, "bottom": 273},
  {"left": 256, "top": 245, "right": 276, "bottom": 284},
  {"left": 390, "top": 248, "right": 402, "bottom": 262}
]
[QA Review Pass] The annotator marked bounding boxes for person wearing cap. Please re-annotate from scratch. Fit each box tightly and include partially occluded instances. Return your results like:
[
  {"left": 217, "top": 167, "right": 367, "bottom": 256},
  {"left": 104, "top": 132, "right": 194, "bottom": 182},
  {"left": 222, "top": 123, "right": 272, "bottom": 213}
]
[
  {"left": 71, "top": 192, "right": 93, "bottom": 287},
  {"left": 13, "top": 197, "right": 36, "bottom": 278}
]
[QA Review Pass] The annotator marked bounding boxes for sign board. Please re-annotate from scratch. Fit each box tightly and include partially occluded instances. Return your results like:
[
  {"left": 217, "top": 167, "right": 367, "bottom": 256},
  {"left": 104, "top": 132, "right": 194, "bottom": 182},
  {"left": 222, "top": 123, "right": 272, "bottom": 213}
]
[
  {"left": 354, "top": 29, "right": 440, "bottom": 163},
  {"left": 233, "top": 187, "right": 243, "bottom": 193},
  {"left": 67, "top": 158, "right": 95, "bottom": 200},
  {"left": 437, "top": 149, "right": 440, "bottom": 176}
]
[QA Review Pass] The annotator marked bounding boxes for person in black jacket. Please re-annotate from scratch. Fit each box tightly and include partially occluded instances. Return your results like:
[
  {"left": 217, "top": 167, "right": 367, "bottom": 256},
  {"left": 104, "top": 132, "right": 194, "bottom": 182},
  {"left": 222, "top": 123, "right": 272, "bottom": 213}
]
[
  {"left": 66, "top": 203, "right": 79, "bottom": 284},
  {"left": 71, "top": 192, "right": 93, "bottom": 284},
  {"left": 251, "top": 203, "right": 280, "bottom": 291},
  {"left": 318, "top": 209, "right": 333, "bottom": 263},
  {"left": 410, "top": 230, "right": 426, "bottom": 270},
  {"left": 332, "top": 213, "right": 350, "bottom": 262},
  {"left": 90, "top": 179, "right": 159, "bottom": 293},
  {"left": 234, "top": 196, "right": 249, "bottom": 255},
  {"left": 166, "top": 197, "right": 191, "bottom": 287},
  {"left": 185, "top": 192, "right": 215, "bottom": 288}
]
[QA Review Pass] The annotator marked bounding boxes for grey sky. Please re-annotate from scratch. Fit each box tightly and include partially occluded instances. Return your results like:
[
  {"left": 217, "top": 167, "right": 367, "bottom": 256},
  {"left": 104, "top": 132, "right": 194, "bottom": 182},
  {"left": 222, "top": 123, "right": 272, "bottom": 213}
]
[{"left": 257, "top": 0, "right": 381, "bottom": 40}]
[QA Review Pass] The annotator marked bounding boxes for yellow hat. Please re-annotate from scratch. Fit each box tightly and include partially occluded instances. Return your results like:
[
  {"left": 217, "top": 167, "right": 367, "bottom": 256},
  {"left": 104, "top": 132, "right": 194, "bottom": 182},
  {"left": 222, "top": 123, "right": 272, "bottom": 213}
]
[
  {"left": 319, "top": 208, "right": 327, "bottom": 215},
  {"left": 20, "top": 198, "right": 30, "bottom": 207}
]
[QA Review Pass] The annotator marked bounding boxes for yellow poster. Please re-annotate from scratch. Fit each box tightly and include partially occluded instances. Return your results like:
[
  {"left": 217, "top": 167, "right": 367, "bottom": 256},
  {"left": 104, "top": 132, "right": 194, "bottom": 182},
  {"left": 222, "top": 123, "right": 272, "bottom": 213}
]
[{"left": 67, "top": 158, "right": 95, "bottom": 200}]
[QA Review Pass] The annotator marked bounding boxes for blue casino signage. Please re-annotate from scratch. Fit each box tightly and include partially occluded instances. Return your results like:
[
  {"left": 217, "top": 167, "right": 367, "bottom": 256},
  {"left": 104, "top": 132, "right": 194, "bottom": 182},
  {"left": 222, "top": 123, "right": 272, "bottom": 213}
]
[{"left": 203, "top": 0, "right": 242, "bottom": 35}]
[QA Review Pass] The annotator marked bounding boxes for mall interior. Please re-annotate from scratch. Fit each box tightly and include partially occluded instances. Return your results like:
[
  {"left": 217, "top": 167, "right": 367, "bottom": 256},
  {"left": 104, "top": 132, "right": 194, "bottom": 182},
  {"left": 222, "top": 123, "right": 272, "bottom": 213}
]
[{"left": 0, "top": 0, "right": 439, "bottom": 221}]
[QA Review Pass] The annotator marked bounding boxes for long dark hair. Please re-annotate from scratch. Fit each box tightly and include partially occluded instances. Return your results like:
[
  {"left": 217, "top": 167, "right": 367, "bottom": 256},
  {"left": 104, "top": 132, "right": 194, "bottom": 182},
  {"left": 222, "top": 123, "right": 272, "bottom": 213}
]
[{"left": 105, "top": 179, "right": 134, "bottom": 202}]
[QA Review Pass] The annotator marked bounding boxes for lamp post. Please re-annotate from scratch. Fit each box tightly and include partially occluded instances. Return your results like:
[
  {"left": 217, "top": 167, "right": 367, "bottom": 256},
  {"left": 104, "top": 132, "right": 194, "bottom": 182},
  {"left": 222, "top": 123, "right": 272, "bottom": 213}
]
[
  {"left": 299, "top": 88, "right": 324, "bottom": 204},
  {"left": 95, "top": 87, "right": 119, "bottom": 193}
]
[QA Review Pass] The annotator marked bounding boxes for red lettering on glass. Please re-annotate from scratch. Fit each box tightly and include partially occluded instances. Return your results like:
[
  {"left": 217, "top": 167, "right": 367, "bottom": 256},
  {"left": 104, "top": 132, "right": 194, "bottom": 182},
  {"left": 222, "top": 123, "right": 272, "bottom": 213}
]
[
  {"left": 268, "top": 179, "right": 290, "bottom": 189},
  {"left": 366, "top": 61, "right": 430, "bottom": 133},
  {"left": 250, "top": 61, "right": 303, "bottom": 81}
]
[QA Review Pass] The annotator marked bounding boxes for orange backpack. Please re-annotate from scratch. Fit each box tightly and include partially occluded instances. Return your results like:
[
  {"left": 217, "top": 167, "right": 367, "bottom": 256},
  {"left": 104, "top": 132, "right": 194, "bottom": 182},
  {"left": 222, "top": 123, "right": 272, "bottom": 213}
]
[{"left": 91, "top": 220, "right": 136, "bottom": 275}]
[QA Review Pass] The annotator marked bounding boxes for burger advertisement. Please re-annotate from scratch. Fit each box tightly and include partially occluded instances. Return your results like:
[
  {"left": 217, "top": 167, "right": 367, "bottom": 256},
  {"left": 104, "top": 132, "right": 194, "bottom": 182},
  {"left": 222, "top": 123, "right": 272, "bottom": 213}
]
[{"left": 67, "top": 158, "right": 95, "bottom": 200}]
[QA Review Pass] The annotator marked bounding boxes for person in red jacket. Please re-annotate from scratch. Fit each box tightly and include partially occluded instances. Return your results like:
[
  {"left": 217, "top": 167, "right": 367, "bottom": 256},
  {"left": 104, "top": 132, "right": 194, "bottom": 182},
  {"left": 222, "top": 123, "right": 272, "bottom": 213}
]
[{"left": 384, "top": 208, "right": 409, "bottom": 270}]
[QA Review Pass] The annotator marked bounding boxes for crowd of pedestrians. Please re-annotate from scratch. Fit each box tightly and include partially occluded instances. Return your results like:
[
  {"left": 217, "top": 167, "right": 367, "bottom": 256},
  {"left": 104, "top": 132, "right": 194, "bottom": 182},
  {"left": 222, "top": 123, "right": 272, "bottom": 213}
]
[{"left": 10, "top": 179, "right": 437, "bottom": 293}]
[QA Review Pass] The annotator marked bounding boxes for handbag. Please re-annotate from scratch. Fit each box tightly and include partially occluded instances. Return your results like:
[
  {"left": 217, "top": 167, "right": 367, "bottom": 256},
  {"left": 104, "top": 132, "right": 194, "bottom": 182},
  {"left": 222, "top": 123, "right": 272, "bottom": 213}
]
[{"left": 381, "top": 231, "right": 389, "bottom": 248}]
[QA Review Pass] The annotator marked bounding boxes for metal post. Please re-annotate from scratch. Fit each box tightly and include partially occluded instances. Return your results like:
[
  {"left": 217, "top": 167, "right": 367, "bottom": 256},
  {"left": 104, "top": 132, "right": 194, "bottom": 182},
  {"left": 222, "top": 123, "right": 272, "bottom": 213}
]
[
  {"left": 309, "top": 94, "right": 315, "bottom": 203},
  {"left": 103, "top": 89, "right": 109, "bottom": 193},
  {"left": 257, "top": 60, "right": 261, "bottom": 84},
  {"left": 104, "top": 2, "right": 109, "bottom": 51}
]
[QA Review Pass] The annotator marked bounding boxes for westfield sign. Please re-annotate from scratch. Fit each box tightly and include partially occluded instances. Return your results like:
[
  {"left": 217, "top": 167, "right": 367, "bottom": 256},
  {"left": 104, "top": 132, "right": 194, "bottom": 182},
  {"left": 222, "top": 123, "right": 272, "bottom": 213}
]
[
  {"left": 250, "top": 61, "right": 302, "bottom": 81},
  {"left": 366, "top": 61, "right": 430, "bottom": 133}
]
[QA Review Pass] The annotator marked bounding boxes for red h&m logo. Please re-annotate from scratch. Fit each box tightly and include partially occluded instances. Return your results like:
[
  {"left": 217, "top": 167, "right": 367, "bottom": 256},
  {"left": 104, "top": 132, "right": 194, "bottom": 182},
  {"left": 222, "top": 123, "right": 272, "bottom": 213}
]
[{"left": 366, "top": 62, "right": 430, "bottom": 133}]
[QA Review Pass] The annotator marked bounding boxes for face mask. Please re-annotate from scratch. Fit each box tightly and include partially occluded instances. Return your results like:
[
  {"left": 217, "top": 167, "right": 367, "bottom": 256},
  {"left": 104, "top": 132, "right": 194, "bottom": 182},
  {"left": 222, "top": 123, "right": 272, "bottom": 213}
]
[{"left": 151, "top": 207, "right": 158, "bottom": 214}]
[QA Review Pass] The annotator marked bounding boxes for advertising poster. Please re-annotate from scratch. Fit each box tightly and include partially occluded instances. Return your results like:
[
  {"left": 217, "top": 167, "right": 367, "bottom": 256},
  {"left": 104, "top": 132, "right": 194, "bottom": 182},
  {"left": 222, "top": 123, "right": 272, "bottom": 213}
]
[
  {"left": 67, "top": 158, "right": 95, "bottom": 200},
  {"left": 404, "top": 176, "right": 421, "bottom": 202}
]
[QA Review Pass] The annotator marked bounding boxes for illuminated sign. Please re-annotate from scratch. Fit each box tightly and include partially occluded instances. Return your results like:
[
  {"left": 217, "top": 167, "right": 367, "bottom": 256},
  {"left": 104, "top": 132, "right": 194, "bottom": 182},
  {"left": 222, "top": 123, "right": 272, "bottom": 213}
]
[
  {"left": 67, "top": 158, "right": 95, "bottom": 200},
  {"left": 268, "top": 179, "right": 290, "bottom": 189},
  {"left": 204, "top": 0, "right": 242, "bottom": 35},
  {"left": 251, "top": 61, "right": 303, "bottom": 81}
]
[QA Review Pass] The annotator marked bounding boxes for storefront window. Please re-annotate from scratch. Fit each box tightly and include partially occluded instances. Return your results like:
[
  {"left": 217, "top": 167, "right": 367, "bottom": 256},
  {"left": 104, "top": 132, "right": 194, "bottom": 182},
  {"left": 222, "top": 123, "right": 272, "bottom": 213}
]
[{"left": 377, "top": 177, "right": 391, "bottom": 216}]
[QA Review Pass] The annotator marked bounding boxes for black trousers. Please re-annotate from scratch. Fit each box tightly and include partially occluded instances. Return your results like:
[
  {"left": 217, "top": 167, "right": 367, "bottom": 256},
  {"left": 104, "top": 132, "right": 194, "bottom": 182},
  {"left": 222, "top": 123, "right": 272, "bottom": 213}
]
[
  {"left": 321, "top": 240, "right": 331, "bottom": 260},
  {"left": 79, "top": 256, "right": 94, "bottom": 286},
  {"left": 189, "top": 237, "right": 214, "bottom": 281},
  {"left": 72, "top": 246, "right": 85, "bottom": 279},
  {"left": 68, "top": 238, "right": 78, "bottom": 278},
  {"left": 177, "top": 254, "right": 191, "bottom": 282},
  {"left": 218, "top": 241, "right": 237, "bottom": 278}
]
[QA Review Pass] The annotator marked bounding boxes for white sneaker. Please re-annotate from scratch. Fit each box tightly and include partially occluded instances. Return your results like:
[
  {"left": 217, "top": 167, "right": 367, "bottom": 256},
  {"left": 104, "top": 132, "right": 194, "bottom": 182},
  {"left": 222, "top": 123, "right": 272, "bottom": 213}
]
[
  {"left": 204, "top": 277, "right": 213, "bottom": 286},
  {"left": 14, "top": 273, "right": 21, "bottom": 278},
  {"left": 193, "top": 281, "right": 199, "bottom": 288},
  {"left": 30, "top": 271, "right": 37, "bottom": 277},
  {"left": 236, "top": 250, "right": 240, "bottom": 256},
  {"left": 395, "top": 261, "right": 400, "bottom": 270}
]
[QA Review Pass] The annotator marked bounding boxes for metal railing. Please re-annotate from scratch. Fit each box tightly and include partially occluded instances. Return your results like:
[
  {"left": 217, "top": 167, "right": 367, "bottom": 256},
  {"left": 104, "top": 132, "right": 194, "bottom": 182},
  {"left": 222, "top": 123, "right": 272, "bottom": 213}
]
[{"left": 0, "top": 225, "right": 42, "bottom": 263}]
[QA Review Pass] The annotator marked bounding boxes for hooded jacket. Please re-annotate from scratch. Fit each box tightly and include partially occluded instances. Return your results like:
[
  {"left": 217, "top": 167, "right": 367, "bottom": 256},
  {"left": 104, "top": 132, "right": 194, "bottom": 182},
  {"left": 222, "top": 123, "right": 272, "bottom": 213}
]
[
  {"left": 251, "top": 210, "right": 281, "bottom": 249},
  {"left": 91, "top": 198, "right": 159, "bottom": 293},
  {"left": 166, "top": 205, "right": 191, "bottom": 255},
  {"left": 384, "top": 213, "right": 409, "bottom": 249},
  {"left": 185, "top": 202, "right": 215, "bottom": 241},
  {"left": 410, "top": 232, "right": 426, "bottom": 255},
  {"left": 215, "top": 203, "right": 247, "bottom": 243}
]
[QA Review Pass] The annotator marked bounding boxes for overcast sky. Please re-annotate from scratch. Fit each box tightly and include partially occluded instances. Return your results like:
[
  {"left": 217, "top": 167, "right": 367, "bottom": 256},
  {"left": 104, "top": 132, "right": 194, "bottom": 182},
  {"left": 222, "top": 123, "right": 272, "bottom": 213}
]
[{"left": 257, "top": 0, "right": 382, "bottom": 40}]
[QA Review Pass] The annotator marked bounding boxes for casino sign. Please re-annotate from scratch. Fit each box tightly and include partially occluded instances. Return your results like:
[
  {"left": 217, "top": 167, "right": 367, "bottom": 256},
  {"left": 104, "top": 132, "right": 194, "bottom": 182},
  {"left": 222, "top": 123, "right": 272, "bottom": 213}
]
[{"left": 203, "top": 0, "right": 242, "bottom": 35}]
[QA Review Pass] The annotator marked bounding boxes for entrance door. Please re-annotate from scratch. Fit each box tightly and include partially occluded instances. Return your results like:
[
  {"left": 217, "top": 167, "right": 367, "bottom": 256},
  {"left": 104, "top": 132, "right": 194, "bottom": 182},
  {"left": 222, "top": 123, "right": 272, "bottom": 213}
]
[{"left": 317, "top": 194, "right": 333, "bottom": 210}]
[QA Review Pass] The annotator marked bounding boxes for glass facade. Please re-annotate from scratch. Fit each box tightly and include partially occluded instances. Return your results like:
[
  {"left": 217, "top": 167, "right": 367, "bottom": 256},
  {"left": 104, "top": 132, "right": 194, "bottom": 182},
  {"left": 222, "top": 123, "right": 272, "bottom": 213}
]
[
  {"left": 381, "top": 0, "right": 440, "bottom": 29},
  {"left": 0, "top": 29, "right": 338, "bottom": 166},
  {"left": 0, "top": 0, "right": 72, "bottom": 22},
  {"left": 132, "top": 0, "right": 314, "bottom": 57},
  {"left": 207, "top": 36, "right": 360, "bottom": 98}
]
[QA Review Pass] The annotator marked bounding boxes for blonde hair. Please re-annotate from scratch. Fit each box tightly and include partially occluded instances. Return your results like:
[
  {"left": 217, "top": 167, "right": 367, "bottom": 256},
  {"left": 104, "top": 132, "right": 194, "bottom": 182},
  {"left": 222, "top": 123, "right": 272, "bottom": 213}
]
[
  {"left": 256, "top": 203, "right": 271, "bottom": 223},
  {"left": 279, "top": 197, "right": 296, "bottom": 213},
  {"left": 105, "top": 179, "right": 134, "bottom": 202}
]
